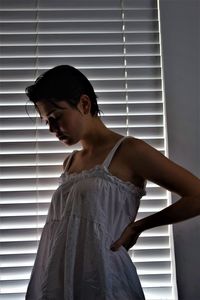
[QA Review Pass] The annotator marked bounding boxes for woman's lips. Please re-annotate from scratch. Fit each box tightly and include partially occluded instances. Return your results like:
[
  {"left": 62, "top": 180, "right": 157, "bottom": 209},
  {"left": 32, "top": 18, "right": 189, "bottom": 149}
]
[{"left": 56, "top": 134, "right": 67, "bottom": 140}]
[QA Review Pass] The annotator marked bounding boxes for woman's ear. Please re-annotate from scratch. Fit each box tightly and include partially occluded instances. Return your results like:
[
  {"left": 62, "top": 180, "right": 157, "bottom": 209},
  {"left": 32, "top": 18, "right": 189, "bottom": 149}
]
[{"left": 78, "top": 94, "right": 91, "bottom": 115}]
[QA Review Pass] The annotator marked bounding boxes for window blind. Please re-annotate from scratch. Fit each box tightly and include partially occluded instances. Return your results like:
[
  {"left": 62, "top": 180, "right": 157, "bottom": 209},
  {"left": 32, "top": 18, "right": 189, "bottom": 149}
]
[{"left": 0, "top": 0, "right": 177, "bottom": 299}]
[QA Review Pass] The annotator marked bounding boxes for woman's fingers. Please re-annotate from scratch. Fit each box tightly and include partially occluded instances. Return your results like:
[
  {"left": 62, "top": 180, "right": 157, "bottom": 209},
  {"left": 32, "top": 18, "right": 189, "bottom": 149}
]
[{"left": 110, "top": 224, "right": 140, "bottom": 251}]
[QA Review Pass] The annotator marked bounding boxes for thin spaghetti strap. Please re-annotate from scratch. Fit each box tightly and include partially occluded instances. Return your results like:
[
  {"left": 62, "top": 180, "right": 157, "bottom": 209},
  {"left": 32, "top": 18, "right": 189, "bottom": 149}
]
[
  {"left": 102, "top": 136, "right": 129, "bottom": 169},
  {"left": 63, "top": 150, "right": 77, "bottom": 172}
]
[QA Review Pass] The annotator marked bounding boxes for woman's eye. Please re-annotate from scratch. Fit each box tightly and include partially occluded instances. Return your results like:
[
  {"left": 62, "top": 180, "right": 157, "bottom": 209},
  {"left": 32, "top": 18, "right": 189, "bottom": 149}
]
[
  {"left": 44, "top": 115, "right": 61, "bottom": 125},
  {"left": 55, "top": 115, "right": 61, "bottom": 121}
]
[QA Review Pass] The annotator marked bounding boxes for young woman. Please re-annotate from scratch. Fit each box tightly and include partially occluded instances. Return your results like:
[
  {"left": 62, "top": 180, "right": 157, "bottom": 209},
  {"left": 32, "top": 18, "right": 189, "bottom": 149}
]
[{"left": 25, "top": 65, "right": 200, "bottom": 300}]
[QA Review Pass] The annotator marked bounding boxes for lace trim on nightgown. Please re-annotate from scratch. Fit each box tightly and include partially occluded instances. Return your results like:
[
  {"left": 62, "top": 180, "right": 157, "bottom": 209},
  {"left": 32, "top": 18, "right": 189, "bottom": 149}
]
[
  {"left": 59, "top": 165, "right": 146, "bottom": 197},
  {"left": 60, "top": 136, "right": 147, "bottom": 197}
]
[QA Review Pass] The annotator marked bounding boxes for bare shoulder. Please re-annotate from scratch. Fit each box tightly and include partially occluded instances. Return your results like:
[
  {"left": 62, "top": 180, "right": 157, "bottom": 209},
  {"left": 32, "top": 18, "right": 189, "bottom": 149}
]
[
  {"left": 122, "top": 137, "right": 200, "bottom": 197},
  {"left": 122, "top": 136, "right": 148, "bottom": 152},
  {"left": 122, "top": 136, "right": 172, "bottom": 172},
  {"left": 121, "top": 136, "right": 151, "bottom": 162},
  {"left": 121, "top": 137, "right": 153, "bottom": 173}
]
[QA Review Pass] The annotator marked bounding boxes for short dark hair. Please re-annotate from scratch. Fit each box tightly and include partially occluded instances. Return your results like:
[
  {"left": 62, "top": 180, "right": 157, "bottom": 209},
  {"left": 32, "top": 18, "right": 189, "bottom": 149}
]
[{"left": 25, "top": 65, "right": 101, "bottom": 116}]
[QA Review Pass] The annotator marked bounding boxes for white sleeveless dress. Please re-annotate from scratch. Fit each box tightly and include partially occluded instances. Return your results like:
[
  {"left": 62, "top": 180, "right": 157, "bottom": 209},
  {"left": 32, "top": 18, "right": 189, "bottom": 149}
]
[{"left": 26, "top": 136, "right": 146, "bottom": 300}]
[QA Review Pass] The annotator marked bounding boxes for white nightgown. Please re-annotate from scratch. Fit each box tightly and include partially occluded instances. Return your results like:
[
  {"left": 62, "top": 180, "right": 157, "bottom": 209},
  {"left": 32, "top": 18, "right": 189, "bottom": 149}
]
[{"left": 25, "top": 136, "right": 146, "bottom": 300}]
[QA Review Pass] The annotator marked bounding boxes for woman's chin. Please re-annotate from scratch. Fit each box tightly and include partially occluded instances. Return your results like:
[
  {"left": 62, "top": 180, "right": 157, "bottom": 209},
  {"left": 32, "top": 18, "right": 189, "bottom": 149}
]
[
  {"left": 61, "top": 137, "right": 75, "bottom": 146},
  {"left": 61, "top": 138, "right": 69, "bottom": 144},
  {"left": 59, "top": 136, "right": 79, "bottom": 146}
]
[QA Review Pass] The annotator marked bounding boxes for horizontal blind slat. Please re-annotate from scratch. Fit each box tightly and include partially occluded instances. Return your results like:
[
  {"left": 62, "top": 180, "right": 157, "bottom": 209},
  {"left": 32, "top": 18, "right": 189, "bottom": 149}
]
[
  {"left": 0, "top": 21, "right": 159, "bottom": 33},
  {"left": 0, "top": 44, "right": 160, "bottom": 57},
  {"left": 0, "top": 32, "right": 159, "bottom": 45},
  {"left": 0, "top": 10, "right": 157, "bottom": 22}
]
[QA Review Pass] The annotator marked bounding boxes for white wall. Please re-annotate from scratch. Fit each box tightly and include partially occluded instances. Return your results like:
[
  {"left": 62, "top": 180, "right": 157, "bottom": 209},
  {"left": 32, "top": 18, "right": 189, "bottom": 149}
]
[{"left": 159, "top": 1, "right": 200, "bottom": 299}]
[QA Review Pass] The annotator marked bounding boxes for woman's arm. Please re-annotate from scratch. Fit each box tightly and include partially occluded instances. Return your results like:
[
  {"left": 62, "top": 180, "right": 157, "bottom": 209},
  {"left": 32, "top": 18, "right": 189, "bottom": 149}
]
[
  {"left": 110, "top": 138, "right": 200, "bottom": 251},
  {"left": 130, "top": 138, "right": 200, "bottom": 229},
  {"left": 132, "top": 193, "right": 200, "bottom": 233}
]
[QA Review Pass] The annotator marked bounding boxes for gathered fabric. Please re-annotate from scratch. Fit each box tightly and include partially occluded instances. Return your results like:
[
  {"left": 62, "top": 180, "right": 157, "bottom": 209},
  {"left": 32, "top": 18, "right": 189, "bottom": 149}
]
[{"left": 26, "top": 136, "right": 146, "bottom": 300}]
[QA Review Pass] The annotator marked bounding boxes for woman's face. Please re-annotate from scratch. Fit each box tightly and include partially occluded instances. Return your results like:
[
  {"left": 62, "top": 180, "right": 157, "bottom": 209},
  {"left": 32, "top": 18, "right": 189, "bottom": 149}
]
[{"left": 36, "top": 100, "right": 84, "bottom": 145}]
